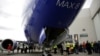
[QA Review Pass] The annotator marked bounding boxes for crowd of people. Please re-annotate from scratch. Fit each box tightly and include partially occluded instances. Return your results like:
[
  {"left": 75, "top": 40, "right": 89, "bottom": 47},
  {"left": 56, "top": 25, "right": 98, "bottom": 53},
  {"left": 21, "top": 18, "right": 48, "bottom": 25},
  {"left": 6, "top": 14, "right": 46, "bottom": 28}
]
[
  {"left": 0, "top": 43, "right": 42, "bottom": 54},
  {"left": 15, "top": 43, "right": 42, "bottom": 53},
  {"left": 53, "top": 41, "right": 100, "bottom": 55},
  {"left": 0, "top": 41, "right": 100, "bottom": 55}
]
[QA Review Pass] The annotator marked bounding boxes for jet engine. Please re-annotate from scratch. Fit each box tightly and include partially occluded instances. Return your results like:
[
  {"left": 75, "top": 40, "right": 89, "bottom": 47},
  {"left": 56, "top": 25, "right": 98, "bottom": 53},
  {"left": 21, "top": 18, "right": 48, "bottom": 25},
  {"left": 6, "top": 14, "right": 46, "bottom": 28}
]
[{"left": 0, "top": 39, "right": 17, "bottom": 51}]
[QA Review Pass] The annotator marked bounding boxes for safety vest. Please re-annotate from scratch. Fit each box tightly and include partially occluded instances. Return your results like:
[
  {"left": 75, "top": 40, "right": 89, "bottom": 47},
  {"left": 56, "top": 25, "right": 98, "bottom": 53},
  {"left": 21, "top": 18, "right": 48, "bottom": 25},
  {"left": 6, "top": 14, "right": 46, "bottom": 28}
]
[
  {"left": 54, "top": 45, "right": 57, "bottom": 48},
  {"left": 73, "top": 43, "right": 75, "bottom": 48},
  {"left": 66, "top": 43, "right": 70, "bottom": 47},
  {"left": 91, "top": 43, "right": 94, "bottom": 47}
]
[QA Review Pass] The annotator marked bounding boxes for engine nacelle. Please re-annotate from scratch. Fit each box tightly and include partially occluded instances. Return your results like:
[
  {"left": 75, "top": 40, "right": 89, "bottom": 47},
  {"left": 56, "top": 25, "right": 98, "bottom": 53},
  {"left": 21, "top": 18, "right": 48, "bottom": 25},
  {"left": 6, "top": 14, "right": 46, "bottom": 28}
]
[
  {"left": 1, "top": 39, "right": 17, "bottom": 51},
  {"left": 0, "top": 41, "right": 3, "bottom": 50}
]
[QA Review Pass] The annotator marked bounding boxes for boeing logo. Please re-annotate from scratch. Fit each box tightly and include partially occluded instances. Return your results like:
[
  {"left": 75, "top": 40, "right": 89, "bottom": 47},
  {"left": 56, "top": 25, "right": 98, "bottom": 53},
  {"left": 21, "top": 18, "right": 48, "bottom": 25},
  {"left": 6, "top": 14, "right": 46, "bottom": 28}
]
[{"left": 56, "top": 0, "right": 81, "bottom": 9}]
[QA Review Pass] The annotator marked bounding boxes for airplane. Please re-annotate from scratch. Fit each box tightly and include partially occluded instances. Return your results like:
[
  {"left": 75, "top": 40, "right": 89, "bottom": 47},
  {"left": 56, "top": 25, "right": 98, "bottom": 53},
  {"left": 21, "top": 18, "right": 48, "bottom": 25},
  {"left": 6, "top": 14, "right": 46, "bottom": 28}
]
[
  {"left": 24, "top": 0, "right": 85, "bottom": 47},
  {"left": 0, "top": 0, "right": 85, "bottom": 56}
]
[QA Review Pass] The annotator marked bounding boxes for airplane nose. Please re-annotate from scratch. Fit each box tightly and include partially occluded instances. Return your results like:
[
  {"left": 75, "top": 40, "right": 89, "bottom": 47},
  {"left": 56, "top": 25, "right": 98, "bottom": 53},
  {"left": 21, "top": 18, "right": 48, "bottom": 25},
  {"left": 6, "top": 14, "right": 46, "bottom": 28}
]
[{"left": 24, "top": 0, "right": 85, "bottom": 45}]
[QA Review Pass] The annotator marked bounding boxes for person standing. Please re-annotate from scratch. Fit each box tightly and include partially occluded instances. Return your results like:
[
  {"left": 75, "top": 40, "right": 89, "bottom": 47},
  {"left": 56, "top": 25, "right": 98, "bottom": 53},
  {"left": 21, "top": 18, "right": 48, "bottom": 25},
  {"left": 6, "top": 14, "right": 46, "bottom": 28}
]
[
  {"left": 25, "top": 47, "right": 28, "bottom": 53},
  {"left": 62, "top": 42, "right": 66, "bottom": 55},
  {"left": 82, "top": 42, "right": 86, "bottom": 53},
  {"left": 93, "top": 41, "right": 98, "bottom": 53},
  {"left": 86, "top": 41, "right": 92, "bottom": 55},
  {"left": 66, "top": 42, "right": 70, "bottom": 55},
  {"left": 74, "top": 42, "right": 79, "bottom": 54},
  {"left": 17, "top": 46, "right": 20, "bottom": 53},
  {"left": 7, "top": 44, "right": 12, "bottom": 55},
  {"left": 98, "top": 41, "right": 100, "bottom": 53},
  {"left": 53, "top": 45, "right": 57, "bottom": 54}
]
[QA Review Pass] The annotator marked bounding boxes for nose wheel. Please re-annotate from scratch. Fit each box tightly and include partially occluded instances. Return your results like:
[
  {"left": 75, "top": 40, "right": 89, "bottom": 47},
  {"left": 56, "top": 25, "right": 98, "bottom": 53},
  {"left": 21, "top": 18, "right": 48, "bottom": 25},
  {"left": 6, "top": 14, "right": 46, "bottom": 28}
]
[
  {"left": 42, "top": 48, "right": 52, "bottom": 56},
  {"left": 42, "top": 52, "right": 52, "bottom": 56}
]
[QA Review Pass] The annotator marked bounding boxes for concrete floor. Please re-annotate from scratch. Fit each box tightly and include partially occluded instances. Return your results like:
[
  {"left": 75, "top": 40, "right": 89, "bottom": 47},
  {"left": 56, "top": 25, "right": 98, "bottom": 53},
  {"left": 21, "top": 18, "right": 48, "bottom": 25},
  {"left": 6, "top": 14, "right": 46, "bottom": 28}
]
[
  {"left": 0, "top": 52, "right": 100, "bottom": 56},
  {"left": 0, "top": 50, "right": 100, "bottom": 56}
]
